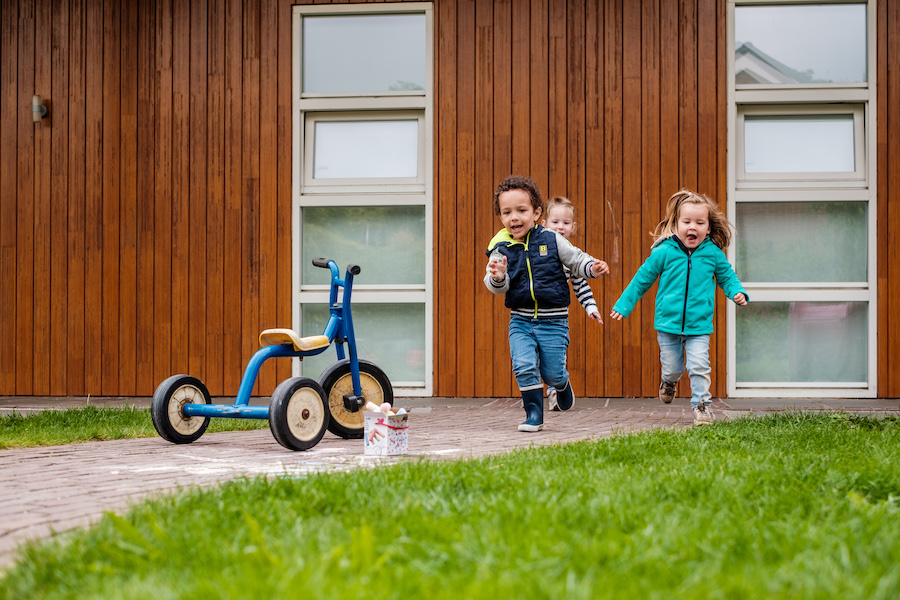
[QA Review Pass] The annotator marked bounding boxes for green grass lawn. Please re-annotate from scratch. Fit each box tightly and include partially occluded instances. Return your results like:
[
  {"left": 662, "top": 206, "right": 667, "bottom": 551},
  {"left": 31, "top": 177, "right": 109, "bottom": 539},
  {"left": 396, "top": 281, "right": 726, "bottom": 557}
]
[
  {"left": 0, "top": 405, "right": 266, "bottom": 449},
  {"left": 1, "top": 412, "right": 898, "bottom": 599}
]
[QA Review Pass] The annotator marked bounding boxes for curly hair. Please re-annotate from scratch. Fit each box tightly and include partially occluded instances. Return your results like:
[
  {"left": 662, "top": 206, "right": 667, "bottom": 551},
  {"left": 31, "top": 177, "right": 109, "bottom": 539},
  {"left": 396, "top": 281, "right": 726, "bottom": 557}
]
[
  {"left": 652, "top": 189, "right": 733, "bottom": 249},
  {"left": 492, "top": 175, "right": 544, "bottom": 215}
]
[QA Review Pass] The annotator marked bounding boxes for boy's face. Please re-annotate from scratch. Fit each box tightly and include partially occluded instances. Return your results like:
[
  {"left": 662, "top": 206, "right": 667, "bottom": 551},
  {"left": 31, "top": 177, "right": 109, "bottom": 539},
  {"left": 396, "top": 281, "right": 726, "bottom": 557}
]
[
  {"left": 543, "top": 206, "right": 576, "bottom": 239},
  {"left": 677, "top": 202, "right": 710, "bottom": 250},
  {"left": 498, "top": 189, "right": 541, "bottom": 241}
]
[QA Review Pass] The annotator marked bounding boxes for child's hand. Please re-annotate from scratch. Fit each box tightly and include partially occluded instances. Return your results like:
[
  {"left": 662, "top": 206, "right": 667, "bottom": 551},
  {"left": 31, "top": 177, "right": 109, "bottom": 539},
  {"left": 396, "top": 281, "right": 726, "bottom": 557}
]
[
  {"left": 734, "top": 293, "right": 748, "bottom": 306},
  {"left": 488, "top": 255, "right": 508, "bottom": 281},
  {"left": 588, "top": 311, "right": 604, "bottom": 324},
  {"left": 609, "top": 310, "right": 624, "bottom": 321},
  {"left": 590, "top": 260, "right": 610, "bottom": 277}
]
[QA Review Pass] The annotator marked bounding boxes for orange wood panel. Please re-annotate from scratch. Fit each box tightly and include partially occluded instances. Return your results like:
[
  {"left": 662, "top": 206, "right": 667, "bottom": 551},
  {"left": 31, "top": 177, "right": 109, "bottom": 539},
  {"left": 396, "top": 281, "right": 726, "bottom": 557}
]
[
  {"left": 602, "top": 0, "right": 623, "bottom": 398},
  {"left": 33, "top": 0, "right": 52, "bottom": 396},
  {"left": 170, "top": 0, "right": 190, "bottom": 378},
  {"left": 886, "top": 0, "right": 900, "bottom": 395},
  {"left": 101, "top": 0, "right": 122, "bottom": 395},
  {"left": 119, "top": 0, "right": 138, "bottom": 396},
  {"left": 583, "top": 0, "right": 604, "bottom": 396},
  {"left": 241, "top": 0, "right": 261, "bottom": 395},
  {"left": 0, "top": 0, "right": 17, "bottom": 394},
  {"left": 189, "top": 0, "right": 209, "bottom": 387},
  {"left": 454, "top": 0, "right": 475, "bottom": 397},
  {"left": 16, "top": 4, "right": 35, "bottom": 395},
  {"left": 656, "top": 0, "right": 679, "bottom": 399},
  {"left": 258, "top": 0, "right": 278, "bottom": 394},
  {"left": 275, "top": 0, "right": 294, "bottom": 387},
  {"left": 640, "top": 0, "right": 661, "bottom": 397},
  {"left": 566, "top": 0, "right": 590, "bottom": 396},
  {"left": 66, "top": 0, "right": 87, "bottom": 395},
  {"left": 622, "top": 0, "right": 643, "bottom": 398},
  {"left": 876, "top": 0, "right": 889, "bottom": 397},
  {"left": 876, "top": 0, "right": 886, "bottom": 397},
  {"left": 206, "top": 0, "right": 226, "bottom": 396},
  {"left": 83, "top": 0, "right": 103, "bottom": 394},
  {"left": 50, "top": 0, "right": 70, "bottom": 395},
  {"left": 222, "top": 0, "right": 243, "bottom": 394},
  {"left": 434, "top": 0, "right": 457, "bottom": 395},
  {"left": 491, "top": 0, "right": 513, "bottom": 398},
  {"left": 154, "top": 0, "right": 174, "bottom": 388},
  {"left": 471, "top": 0, "right": 492, "bottom": 398},
  {"left": 136, "top": 0, "right": 157, "bottom": 395}
]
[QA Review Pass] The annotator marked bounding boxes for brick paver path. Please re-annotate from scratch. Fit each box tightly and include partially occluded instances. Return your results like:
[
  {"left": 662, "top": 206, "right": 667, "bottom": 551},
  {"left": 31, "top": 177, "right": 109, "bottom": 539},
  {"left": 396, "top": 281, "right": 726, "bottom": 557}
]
[{"left": 1, "top": 396, "right": 896, "bottom": 569}]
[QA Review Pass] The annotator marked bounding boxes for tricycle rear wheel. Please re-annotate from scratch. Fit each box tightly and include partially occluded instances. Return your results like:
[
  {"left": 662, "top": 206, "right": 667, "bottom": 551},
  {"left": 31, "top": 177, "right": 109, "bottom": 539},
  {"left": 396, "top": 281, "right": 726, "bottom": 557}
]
[
  {"left": 151, "top": 375, "right": 212, "bottom": 444},
  {"left": 319, "top": 360, "right": 393, "bottom": 439},
  {"left": 269, "top": 377, "right": 329, "bottom": 451}
]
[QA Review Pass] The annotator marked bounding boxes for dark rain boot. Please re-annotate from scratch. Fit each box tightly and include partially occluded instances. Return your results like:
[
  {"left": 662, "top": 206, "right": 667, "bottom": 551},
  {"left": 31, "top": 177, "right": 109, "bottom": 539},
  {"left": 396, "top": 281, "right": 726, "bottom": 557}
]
[
  {"left": 518, "top": 388, "right": 544, "bottom": 432},
  {"left": 555, "top": 381, "right": 575, "bottom": 411}
]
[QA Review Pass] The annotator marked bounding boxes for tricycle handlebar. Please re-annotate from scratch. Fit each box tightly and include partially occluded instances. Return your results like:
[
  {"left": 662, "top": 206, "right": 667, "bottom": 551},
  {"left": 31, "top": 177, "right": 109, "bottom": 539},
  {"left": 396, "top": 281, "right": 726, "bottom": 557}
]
[{"left": 312, "top": 258, "right": 361, "bottom": 277}]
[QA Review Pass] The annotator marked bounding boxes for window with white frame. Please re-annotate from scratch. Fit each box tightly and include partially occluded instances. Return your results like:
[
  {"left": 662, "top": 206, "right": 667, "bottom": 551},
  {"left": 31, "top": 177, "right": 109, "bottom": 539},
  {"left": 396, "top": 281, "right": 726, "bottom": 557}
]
[
  {"left": 727, "top": 1, "right": 876, "bottom": 397},
  {"left": 292, "top": 4, "right": 434, "bottom": 395}
]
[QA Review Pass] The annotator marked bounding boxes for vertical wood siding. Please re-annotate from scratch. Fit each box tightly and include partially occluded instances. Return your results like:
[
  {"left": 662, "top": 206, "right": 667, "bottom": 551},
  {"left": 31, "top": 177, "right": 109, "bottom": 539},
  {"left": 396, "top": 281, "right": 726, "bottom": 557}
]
[
  {"left": 435, "top": 0, "right": 731, "bottom": 398},
  {"left": 1, "top": 0, "right": 899, "bottom": 399}
]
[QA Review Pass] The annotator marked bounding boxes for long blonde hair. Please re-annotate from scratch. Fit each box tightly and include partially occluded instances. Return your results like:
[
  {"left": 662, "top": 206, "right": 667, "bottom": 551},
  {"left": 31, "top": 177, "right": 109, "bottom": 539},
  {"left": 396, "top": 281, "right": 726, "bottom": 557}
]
[{"left": 652, "top": 189, "right": 733, "bottom": 249}]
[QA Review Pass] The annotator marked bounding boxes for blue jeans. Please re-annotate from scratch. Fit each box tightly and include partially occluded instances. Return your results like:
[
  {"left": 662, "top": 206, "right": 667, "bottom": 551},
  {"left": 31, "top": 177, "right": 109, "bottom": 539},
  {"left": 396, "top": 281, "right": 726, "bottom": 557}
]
[
  {"left": 508, "top": 315, "right": 570, "bottom": 392},
  {"left": 657, "top": 332, "right": 711, "bottom": 409}
]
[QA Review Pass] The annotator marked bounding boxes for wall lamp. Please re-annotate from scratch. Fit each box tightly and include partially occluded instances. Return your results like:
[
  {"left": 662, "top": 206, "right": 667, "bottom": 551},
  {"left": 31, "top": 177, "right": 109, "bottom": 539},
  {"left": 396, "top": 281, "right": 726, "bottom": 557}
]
[{"left": 32, "top": 95, "right": 48, "bottom": 122}]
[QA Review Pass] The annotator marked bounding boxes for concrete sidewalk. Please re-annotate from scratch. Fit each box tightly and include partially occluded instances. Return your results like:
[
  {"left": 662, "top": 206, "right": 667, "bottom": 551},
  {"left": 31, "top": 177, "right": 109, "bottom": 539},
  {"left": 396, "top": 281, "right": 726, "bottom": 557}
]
[{"left": 1, "top": 395, "right": 897, "bottom": 570}]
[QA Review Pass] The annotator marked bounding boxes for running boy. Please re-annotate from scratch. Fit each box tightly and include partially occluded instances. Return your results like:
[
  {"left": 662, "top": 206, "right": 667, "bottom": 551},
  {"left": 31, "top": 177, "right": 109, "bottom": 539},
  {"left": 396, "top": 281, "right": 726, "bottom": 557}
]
[
  {"left": 484, "top": 176, "right": 609, "bottom": 432},
  {"left": 610, "top": 189, "right": 748, "bottom": 426},
  {"left": 542, "top": 196, "right": 603, "bottom": 411}
]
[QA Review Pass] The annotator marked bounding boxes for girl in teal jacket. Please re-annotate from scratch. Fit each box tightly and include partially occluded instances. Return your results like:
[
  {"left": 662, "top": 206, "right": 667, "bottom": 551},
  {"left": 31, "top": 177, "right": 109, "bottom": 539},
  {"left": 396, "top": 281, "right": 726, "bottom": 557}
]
[{"left": 610, "top": 190, "right": 748, "bottom": 426}]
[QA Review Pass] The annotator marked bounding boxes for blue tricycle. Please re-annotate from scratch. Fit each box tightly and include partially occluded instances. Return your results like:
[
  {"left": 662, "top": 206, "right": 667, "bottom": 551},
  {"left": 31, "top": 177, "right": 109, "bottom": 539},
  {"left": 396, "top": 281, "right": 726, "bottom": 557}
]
[{"left": 150, "top": 258, "right": 393, "bottom": 451}]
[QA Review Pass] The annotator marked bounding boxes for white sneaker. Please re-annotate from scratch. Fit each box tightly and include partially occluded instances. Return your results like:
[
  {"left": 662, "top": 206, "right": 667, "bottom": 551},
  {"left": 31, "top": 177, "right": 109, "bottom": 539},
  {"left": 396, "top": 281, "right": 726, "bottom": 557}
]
[
  {"left": 548, "top": 389, "right": 560, "bottom": 412},
  {"left": 692, "top": 403, "right": 714, "bottom": 426}
]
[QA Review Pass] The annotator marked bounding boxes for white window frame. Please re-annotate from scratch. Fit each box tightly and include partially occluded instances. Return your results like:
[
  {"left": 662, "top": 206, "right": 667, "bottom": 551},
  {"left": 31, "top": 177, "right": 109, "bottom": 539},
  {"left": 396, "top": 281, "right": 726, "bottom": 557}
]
[
  {"left": 726, "top": 0, "right": 877, "bottom": 398},
  {"left": 302, "top": 110, "right": 427, "bottom": 192},
  {"left": 292, "top": 3, "right": 434, "bottom": 396},
  {"left": 736, "top": 104, "right": 867, "bottom": 187}
]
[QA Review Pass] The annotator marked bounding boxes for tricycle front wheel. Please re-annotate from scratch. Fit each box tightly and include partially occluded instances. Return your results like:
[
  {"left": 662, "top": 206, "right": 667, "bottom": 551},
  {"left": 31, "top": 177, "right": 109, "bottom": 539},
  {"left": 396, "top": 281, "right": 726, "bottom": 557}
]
[
  {"left": 151, "top": 375, "right": 212, "bottom": 444},
  {"left": 319, "top": 360, "right": 393, "bottom": 439},
  {"left": 269, "top": 377, "right": 330, "bottom": 451}
]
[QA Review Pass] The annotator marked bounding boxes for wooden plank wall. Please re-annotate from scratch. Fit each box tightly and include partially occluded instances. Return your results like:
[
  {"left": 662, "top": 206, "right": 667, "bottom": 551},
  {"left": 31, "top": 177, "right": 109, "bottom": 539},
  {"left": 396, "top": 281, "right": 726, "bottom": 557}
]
[
  {"left": 877, "top": 0, "right": 900, "bottom": 398},
  {"left": 435, "top": 0, "right": 732, "bottom": 398},
  {"left": 2, "top": 0, "right": 899, "bottom": 399},
  {"left": 0, "top": 0, "right": 314, "bottom": 398}
]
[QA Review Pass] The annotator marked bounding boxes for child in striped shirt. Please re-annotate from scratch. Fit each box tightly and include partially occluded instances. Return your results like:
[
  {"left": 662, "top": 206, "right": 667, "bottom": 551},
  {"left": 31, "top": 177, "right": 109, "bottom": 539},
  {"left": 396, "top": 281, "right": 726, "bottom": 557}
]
[{"left": 542, "top": 196, "right": 603, "bottom": 411}]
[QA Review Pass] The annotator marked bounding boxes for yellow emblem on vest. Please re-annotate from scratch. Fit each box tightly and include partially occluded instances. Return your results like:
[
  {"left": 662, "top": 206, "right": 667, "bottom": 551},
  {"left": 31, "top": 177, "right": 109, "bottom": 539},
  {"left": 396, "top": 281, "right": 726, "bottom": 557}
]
[{"left": 540, "top": 245, "right": 548, "bottom": 256}]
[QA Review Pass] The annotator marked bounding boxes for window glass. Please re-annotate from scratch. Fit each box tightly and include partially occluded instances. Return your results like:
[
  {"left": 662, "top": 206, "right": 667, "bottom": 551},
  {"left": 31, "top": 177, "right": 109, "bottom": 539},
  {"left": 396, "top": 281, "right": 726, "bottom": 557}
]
[
  {"left": 300, "top": 303, "right": 426, "bottom": 383},
  {"left": 736, "top": 202, "right": 867, "bottom": 282},
  {"left": 303, "top": 14, "right": 426, "bottom": 93},
  {"left": 744, "top": 115, "right": 854, "bottom": 173},
  {"left": 736, "top": 301, "right": 867, "bottom": 383},
  {"left": 735, "top": 4, "right": 866, "bottom": 85},
  {"left": 302, "top": 206, "right": 426, "bottom": 286},
  {"left": 313, "top": 120, "right": 418, "bottom": 180}
]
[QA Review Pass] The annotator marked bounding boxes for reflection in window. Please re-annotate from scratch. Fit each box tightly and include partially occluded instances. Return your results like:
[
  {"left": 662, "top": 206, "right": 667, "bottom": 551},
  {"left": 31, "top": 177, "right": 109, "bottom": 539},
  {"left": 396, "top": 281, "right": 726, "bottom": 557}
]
[
  {"left": 736, "top": 202, "right": 867, "bottom": 282},
  {"left": 301, "top": 206, "right": 426, "bottom": 286},
  {"left": 736, "top": 302, "right": 867, "bottom": 383},
  {"left": 744, "top": 115, "right": 854, "bottom": 173},
  {"left": 301, "top": 303, "right": 426, "bottom": 383},
  {"left": 313, "top": 120, "right": 419, "bottom": 180},
  {"left": 303, "top": 14, "right": 426, "bottom": 93},
  {"left": 735, "top": 4, "right": 866, "bottom": 85}
]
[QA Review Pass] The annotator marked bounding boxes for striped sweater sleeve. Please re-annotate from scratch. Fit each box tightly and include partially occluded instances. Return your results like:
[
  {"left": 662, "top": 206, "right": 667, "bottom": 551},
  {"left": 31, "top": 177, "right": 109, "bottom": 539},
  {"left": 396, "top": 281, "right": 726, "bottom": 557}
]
[
  {"left": 569, "top": 274, "right": 598, "bottom": 316},
  {"left": 555, "top": 232, "right": 599, "bottom": 279}
]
